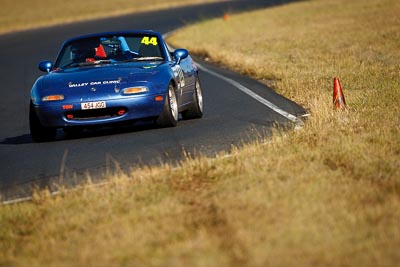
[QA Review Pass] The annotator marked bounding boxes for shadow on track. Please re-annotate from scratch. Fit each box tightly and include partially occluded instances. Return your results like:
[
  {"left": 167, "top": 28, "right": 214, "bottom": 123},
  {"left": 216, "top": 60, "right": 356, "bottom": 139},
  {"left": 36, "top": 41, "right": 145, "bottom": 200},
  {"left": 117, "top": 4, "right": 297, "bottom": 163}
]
[
  {"left": 1, "top": 134, "right": 33, "bottom": 145},
  {"left": 0, "top": 121, "right": 161, "bottom": 145}
]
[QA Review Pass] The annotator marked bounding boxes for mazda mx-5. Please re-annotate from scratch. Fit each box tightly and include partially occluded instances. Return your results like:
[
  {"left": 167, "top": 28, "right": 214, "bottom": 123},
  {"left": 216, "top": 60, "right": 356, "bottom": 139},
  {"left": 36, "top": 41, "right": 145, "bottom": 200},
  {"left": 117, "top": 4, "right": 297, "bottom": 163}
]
[{"left": 29, "top": 30, "right": 203, "bottom": 142}]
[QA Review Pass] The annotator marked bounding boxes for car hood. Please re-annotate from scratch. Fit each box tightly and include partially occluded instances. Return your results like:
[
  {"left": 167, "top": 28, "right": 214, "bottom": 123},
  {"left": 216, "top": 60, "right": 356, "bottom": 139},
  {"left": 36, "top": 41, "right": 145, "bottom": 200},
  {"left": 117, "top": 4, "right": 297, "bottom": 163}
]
[
  {"left": 32, "top": 61, "right": 172, "bottom": 104},
  {"left": 42, "top": 61, "right": 165, "bottom": 90},
  {"left": 31, "top": 62, "right": 174, "bottom": 105}
]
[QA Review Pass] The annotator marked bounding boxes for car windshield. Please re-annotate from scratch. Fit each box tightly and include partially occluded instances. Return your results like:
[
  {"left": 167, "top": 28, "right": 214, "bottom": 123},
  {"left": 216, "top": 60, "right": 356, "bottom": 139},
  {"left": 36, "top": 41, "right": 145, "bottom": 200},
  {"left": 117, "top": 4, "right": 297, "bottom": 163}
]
[{"left": 55, "top": 34, "right": 164, "bottom": 69}]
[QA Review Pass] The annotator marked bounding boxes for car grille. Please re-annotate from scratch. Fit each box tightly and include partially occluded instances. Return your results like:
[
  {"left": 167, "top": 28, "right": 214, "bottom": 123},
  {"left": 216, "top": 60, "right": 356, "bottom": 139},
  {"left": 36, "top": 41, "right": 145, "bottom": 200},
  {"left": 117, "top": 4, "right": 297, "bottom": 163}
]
[{"left": 65, "top": 107, "right": 127, "bottom": 120}]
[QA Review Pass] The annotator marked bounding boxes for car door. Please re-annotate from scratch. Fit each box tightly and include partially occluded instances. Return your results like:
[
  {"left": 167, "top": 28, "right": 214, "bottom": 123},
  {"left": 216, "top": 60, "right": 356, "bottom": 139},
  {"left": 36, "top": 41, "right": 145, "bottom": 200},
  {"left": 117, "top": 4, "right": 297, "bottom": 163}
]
[{"left": 178, "top": 56, "right": 196, "bottom": 104}]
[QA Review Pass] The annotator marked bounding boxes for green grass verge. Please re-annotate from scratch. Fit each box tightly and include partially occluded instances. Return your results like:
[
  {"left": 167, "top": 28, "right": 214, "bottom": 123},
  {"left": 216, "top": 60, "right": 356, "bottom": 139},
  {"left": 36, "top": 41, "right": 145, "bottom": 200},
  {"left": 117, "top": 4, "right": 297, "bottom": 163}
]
[{"left": 1, "top": 0, "right": 400, "bottom": 266}]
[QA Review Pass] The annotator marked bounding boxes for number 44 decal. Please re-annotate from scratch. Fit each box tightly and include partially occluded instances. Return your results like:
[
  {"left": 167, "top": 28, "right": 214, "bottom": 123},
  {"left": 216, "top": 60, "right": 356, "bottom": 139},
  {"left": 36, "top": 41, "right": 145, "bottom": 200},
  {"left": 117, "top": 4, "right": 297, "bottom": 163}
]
[{"left": 141, "top": 36, "right": 158, "bottom": 46}]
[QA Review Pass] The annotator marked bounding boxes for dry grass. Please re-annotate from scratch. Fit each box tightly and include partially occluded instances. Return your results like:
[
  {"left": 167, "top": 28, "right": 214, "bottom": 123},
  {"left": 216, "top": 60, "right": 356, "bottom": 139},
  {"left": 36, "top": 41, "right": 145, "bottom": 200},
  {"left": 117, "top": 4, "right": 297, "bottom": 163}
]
[
  {"left": 1, "top": 0, "right": 400, "bottom": 266},
  {"left": 0, "top": 0, "right": 220, "bottom": 34}
]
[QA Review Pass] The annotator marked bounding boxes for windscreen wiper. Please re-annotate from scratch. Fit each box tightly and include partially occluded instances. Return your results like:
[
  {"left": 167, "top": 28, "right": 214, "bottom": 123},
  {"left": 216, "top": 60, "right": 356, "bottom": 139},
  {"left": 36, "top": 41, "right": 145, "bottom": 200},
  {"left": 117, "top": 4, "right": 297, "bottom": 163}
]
[
  {"left": 123, "top": 57, "right": 164, "bottom": 62},
  {"left": 62, "top": 60, "right": 112, "bottom": 69}
]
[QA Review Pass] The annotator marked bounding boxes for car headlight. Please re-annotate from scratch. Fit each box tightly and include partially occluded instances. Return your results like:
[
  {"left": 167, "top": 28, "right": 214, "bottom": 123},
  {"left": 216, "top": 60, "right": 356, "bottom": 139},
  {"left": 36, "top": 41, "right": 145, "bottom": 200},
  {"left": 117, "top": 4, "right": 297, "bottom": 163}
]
[
  {"left": 42, "top": 95, "right": 65, "bottom": 101},
  {"left": 122, "top": 86, "right": 148, "bottom": 95}
]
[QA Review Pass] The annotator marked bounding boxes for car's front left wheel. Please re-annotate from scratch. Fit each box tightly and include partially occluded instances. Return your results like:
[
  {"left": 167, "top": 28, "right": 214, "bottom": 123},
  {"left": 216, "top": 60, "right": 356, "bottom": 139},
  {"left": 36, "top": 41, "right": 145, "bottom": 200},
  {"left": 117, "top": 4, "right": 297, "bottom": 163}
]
[
  {"left": 182, "top": 77, "right": 203, "bottom": 120},
  {"left": 29, "top": 102, "right": 56, "bottom": 142},
  {"left": 156, "top": 84, "right": 178, "bottom": 127}
]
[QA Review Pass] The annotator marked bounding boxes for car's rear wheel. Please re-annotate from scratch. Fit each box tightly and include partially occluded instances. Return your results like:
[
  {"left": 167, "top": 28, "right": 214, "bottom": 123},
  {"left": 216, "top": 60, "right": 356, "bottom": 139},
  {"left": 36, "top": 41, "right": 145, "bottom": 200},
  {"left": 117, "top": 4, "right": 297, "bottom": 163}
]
[
  {"left": 156, "top": 84, "right": 178, "bottom": 127},
  {"left": 29, "top": 102, "right": 56, "bottom": 142},
  {"left": 182, "top": 77, "right": 203, "bottom": 120}
]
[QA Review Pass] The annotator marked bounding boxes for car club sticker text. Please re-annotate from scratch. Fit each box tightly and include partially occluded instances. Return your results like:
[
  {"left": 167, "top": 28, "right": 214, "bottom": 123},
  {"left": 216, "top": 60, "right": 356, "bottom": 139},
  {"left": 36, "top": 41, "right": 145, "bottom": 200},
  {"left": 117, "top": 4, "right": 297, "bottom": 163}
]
[{"left": 68, "top": 79, "right": 121, "bottom": 88}]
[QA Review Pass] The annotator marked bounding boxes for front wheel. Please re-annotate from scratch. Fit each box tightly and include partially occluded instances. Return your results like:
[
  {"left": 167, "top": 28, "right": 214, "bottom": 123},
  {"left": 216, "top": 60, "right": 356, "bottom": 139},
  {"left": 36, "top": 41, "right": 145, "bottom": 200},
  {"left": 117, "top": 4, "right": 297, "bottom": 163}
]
[
  {"left": 29, "top": 102, "right": 56, "bottom": 142},
  {"left": 156, "top": 84, "right": 178, "bottom": 127},
  {"left": 182, "top": 77, "right": 203, "bottom": 120}
]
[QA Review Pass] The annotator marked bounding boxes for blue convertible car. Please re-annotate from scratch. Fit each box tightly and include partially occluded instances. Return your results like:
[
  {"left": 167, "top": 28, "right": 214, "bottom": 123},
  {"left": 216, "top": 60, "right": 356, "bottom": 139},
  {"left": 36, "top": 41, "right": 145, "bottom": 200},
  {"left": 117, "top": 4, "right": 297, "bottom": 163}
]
[{"left": 30, "top": 30, "right": 203, "bottom": 142}]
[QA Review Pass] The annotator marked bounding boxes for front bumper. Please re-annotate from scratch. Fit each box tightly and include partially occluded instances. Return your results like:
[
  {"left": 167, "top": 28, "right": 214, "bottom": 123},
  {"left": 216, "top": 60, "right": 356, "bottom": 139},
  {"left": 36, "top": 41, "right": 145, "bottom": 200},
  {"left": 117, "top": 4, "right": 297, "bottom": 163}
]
[{"left": 33, "top": 94, "right": 165, "bottom": 127}]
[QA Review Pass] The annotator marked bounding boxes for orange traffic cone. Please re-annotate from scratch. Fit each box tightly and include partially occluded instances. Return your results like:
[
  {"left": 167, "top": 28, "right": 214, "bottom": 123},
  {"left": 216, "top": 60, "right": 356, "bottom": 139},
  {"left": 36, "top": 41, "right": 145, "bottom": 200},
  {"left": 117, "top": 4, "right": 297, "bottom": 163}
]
[{"left": 333, "top": 77, "right": 347, "bottom": 110}]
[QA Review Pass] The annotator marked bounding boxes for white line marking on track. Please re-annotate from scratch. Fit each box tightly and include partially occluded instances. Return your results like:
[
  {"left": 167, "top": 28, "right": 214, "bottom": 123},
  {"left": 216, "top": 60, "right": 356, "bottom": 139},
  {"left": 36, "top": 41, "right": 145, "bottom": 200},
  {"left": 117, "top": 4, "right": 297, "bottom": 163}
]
[
  {"left": 2, "top": 196, "right": 33, "bottom": 205},
  {"left": 195, "top": 62, "right": 304, "bottom": 127}
]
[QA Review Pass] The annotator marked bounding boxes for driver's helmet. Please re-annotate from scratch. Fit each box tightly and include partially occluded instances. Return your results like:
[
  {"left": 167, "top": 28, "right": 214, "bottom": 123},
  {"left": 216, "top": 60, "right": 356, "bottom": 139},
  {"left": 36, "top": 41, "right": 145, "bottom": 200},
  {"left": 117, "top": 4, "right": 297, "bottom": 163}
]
[{"left": 70, "top": 42, "right": 96, "bottom": 62}]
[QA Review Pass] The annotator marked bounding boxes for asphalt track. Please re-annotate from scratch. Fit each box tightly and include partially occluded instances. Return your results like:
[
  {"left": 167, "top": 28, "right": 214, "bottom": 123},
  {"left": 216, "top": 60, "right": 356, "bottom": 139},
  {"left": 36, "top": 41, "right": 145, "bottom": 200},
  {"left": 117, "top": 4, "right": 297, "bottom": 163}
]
[{"left": 0, "top": 0, "right": 306, "bottom": 200}]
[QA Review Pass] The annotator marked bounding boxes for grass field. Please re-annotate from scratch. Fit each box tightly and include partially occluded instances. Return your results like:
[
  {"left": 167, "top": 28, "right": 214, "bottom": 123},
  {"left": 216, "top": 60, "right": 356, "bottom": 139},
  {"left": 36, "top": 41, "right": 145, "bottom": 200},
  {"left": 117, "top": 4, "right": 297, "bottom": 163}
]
[
  {"left": 0, "top": 0, "right": 220, "bottom": 34},
  {"left": 1, "top": 0, "right": 400, "bottom": 266}
]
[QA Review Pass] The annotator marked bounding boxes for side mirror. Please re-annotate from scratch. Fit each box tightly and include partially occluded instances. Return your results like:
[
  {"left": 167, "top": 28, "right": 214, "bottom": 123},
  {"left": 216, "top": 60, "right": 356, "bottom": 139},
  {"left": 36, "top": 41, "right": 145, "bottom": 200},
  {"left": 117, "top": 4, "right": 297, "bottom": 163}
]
[
  {"left": 173, "top": 49, "right": 189, "bottom": 64},
  {"left": 38, "top": 61, "right": 53, "bottom": 73}
]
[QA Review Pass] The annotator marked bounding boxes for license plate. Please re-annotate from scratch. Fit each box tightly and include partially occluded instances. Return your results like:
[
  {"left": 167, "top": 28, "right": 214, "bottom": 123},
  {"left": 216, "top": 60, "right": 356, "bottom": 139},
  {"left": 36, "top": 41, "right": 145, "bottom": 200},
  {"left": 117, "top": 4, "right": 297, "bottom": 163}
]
[{"left": 81, "top": 101, "right": 106, "bottom": 110}]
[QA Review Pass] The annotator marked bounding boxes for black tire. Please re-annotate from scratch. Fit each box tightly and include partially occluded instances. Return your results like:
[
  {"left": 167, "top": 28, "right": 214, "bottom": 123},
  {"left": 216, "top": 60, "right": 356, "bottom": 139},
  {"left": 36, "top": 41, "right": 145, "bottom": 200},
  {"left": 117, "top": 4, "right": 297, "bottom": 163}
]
[
  {"left": 156, "top": 84, "right": 178, "bottom": 127},
  {"left": 29, "top": 102, "right": 56, "bottom": 142},
  {"left": 182, "top": 77, "right": 203, "bottom": 120}
]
